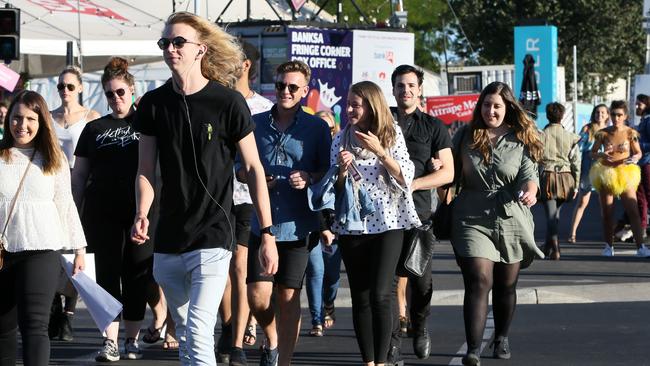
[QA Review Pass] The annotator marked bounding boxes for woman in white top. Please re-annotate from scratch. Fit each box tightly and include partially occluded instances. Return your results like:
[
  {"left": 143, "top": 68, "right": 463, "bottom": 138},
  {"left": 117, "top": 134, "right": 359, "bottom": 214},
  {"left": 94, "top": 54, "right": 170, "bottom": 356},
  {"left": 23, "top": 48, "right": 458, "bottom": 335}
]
[
  {"left": 51, "top": 65, "right": 100, "bottom": 169},
  {"left": 0, "top": 90, "right": 86, "bottom": 366},
  {"left": 48, "top": 65, "right": 100, "bottom": 342},
  {"left": 333, "top": 81, "right": 419, "bottom": 366}
]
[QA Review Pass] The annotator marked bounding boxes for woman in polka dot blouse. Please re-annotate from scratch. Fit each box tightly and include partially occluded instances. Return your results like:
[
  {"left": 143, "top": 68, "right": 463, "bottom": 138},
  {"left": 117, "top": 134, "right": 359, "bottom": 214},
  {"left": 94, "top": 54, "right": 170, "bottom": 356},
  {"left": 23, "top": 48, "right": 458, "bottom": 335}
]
[{"left": 332, "top": 81, "right": 420, "bottom": 365}]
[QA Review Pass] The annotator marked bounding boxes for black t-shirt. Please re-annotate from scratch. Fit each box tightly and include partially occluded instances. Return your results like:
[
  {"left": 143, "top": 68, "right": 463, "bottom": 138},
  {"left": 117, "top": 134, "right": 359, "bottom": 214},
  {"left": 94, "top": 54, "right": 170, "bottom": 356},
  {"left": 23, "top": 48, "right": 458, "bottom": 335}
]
[
  {"left": 75, "top": 113, "right": 139, "bottom": 184},
  {"left": 392, "top": 107, "right": 452, "bottom": 220},
  {"left": 133, "top": 81, "right": 255, "bottom": 254},
  {"left": 75, "top": 113, "right": 139, "bottom": 216}
]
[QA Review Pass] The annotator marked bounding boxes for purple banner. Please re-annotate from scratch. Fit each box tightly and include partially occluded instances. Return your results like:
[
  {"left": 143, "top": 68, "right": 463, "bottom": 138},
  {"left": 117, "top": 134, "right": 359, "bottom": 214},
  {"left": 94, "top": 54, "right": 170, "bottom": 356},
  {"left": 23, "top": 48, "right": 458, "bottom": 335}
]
[{"left": 288, "top": 27, "right": 353, "bottom": 127}]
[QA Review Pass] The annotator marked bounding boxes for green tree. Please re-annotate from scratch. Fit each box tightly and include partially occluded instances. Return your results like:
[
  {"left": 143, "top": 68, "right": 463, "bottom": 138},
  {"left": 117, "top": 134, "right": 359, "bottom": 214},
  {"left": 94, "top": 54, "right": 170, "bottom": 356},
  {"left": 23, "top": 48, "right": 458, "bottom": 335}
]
[
  {"left": 312, "top": 0, "right": 448, "bottom": 71},
  {"left": 447, "top": 0, "right": 645, "bottom": 101}
]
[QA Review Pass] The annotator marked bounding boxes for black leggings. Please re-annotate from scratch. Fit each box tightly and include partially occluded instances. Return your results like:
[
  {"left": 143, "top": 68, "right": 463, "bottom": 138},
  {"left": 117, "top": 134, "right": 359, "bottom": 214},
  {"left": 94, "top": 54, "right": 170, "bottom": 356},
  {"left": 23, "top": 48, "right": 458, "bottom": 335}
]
[
  {"left": 459, "top": 257, "right": 520, "bottom": 353},
  {"left": 83, "top": 199, "right": 153, "bottom": 321},
  {"left": 339, "top": 230, "right": 403, "bottom": 363},
  {"left": 0, "top": 250, "right": 60, "bottom": 366}
]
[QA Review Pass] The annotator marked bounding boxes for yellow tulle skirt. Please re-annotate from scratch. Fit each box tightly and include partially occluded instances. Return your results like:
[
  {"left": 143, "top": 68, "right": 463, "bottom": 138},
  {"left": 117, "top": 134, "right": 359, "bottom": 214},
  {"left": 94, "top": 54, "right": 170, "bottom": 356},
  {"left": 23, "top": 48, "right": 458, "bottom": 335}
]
[{"left": 589, "top": 161, "right": 641, "bottom": 196}]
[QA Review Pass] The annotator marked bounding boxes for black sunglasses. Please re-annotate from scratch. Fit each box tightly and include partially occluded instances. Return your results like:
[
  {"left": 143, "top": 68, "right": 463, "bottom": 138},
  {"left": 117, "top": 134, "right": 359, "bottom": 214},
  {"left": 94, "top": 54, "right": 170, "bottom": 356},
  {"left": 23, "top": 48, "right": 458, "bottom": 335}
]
[
  {"left": 105, "top": 88, "right": 126, "bottom": 99},
  {"left": 275, "top": 82, "right": 302, "bottom": 94},
  {"left": 157, "top": 36, "right": 201, "bottom": 50},
  {"left": 57, "top": 83, "right": 76, "bottom": 92}
]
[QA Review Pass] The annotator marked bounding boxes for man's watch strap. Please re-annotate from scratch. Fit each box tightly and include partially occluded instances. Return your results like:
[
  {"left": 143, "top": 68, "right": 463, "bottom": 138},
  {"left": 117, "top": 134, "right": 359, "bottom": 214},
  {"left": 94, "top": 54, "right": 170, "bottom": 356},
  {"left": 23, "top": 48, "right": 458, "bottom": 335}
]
[{"left": 260, "top": 226, "right": 274, "bottom": 236}]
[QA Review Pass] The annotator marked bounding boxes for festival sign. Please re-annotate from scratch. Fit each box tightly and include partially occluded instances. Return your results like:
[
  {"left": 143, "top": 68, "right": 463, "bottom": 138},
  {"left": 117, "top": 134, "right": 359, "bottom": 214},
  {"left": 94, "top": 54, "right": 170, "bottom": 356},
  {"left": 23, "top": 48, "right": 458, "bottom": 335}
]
[
  {"left": 351, "top": 30, "right": 414, "bottom": 108},
  {"left": 288, "top": 26, "right": 353, "bottom": 126},
  {"left": 426, "top": 94, "right": 480, "bottom": 125}
]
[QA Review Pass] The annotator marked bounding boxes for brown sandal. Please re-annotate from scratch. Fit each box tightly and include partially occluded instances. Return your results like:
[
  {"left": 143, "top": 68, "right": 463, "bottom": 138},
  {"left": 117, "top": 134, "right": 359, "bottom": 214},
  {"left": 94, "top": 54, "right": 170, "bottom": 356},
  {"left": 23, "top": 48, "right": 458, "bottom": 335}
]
[
  {"left": 567, "top": 236, "right": 576, "bottom": 243},
  {"left": 163, "top": 340, "right": 179, "bottom": 350},
  {"left": 309, "top": 324, "right": 323, "bottom": 337},
  {"left": 243, "top": 324, "right": 257, "bottom": 346},
  {"left": 323, "top": 303, "right": 336, "bottom": 329}
]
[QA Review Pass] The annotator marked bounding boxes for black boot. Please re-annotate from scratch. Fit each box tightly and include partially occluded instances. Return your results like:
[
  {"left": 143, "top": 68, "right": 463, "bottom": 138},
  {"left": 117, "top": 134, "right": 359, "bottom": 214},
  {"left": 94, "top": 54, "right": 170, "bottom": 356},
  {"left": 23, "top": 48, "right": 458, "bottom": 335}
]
[
  {"left": 550, "top": 239, "right": 561, "bottom": 260},
  {"left": 216, "top": 323, "right": 232, "bottom": 363},
  {"left": 386, "top": 345, "right": 404, "bottom": 366},
  {"left": 412, "top": 327, "right": 431, "bottom": 359},
  {"left": 48, "top": 296, "right": 62, "bottom": 340},
  {"left": 59, "top": 312, "right": 74, "bottom": 341}
]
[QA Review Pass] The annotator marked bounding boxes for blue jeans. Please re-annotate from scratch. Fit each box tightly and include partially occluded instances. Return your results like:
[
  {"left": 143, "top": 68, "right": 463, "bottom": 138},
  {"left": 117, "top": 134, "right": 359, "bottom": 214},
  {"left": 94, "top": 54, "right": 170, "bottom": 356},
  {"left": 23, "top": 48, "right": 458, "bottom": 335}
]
[
  {"left": 305, "top": 241, "right": 342, "bottom": 326},
  {"left": 153, "top": 248, "right": 231, "bottom": 366}
]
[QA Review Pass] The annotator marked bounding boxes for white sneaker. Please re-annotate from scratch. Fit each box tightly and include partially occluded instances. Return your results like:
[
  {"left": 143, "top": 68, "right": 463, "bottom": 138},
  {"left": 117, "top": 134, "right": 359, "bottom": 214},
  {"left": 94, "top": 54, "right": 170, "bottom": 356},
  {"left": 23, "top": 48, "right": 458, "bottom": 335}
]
[
  {"left": 636, "top": 245, "right": 650, "bottom": 257},
  {"left": 602, "top": 244, "right": 614, "bottom": 257},
  {"left": 123, "top": 338, "right": 142, "bottom": 360},
  {"left": 615, "top": 228, "right": 633, "bottom": 242}
]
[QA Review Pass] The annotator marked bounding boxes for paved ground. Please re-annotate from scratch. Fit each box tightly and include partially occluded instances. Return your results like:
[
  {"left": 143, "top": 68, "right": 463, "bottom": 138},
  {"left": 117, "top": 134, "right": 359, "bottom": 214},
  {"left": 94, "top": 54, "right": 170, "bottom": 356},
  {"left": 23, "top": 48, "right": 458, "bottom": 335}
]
[{"left": 20, "top": 194, "right": 650, "bottom": 365}]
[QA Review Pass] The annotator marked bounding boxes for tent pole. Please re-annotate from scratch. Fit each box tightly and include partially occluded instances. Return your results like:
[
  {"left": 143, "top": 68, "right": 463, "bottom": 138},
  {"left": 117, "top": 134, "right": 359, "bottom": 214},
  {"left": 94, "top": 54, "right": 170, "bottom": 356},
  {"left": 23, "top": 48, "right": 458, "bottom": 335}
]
[
  {"left": 573, "top": 45, "right": 578, "bottom": 133},
  {"left": 76, "top": 0, "right": 83, "bottom": 105}
]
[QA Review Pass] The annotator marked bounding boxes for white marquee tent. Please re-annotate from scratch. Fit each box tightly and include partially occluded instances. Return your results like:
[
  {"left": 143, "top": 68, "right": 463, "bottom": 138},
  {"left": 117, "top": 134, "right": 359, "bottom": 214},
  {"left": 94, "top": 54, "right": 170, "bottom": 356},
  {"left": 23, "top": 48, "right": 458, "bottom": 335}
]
[{"left": 2, "top": 0, "right": 334, "bottom": 110}]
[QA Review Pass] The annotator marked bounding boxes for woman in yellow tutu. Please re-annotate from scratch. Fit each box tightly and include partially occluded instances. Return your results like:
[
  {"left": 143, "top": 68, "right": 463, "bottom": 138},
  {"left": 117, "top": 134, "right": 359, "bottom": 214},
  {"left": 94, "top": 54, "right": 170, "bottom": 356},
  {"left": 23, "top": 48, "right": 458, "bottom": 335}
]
[{"left": 589, "top": 100, "right": 650, "bottom": 257}]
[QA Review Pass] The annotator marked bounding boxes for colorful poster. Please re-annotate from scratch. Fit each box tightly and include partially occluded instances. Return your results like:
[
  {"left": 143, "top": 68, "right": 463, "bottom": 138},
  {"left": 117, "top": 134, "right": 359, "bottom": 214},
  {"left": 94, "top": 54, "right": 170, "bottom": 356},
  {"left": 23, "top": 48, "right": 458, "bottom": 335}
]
[
  {"left": 351, "top": 30, "right": 414, "bottom": 107},
  {"left": 288, "top": 27, "right": 353, "bottom": 126},
  {"left": 426, "top": 94, "right": 480, "bottom": 125}
]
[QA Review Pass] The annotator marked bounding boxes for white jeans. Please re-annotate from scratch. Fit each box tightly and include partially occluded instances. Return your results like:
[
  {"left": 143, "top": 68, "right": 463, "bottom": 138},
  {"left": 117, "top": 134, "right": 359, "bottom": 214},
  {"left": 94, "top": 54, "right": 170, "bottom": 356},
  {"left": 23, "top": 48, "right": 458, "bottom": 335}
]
[{"left": 153, "top": 248, "right": 232, "bottom": 366}]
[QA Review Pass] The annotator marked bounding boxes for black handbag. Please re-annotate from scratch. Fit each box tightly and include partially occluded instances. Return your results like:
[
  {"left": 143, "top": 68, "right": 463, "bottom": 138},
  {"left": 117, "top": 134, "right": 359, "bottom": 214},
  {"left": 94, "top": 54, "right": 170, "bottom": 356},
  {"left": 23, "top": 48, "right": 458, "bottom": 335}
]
[
  {"left": 404, "top": 220, "right": 435, "bottom": 277},
  {"left": 433, "top": 126, "right": 466, "bottom": 241},
  {"left": 432, "top": 188, "right": 454, "bottom": 240}
]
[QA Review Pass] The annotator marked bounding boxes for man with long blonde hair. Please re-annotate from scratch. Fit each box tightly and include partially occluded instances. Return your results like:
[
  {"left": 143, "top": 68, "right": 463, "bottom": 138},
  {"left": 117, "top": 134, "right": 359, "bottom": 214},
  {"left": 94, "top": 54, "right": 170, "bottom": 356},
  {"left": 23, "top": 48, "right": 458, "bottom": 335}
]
[{"left": 130, "top": 12, "right": 277, "bottom": 365}]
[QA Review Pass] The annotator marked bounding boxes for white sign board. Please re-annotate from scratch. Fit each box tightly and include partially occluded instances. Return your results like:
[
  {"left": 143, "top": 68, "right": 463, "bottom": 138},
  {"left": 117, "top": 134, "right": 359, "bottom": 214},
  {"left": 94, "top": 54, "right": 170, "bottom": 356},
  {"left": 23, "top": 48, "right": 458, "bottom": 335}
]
[{"left": 352, "top": 30, "right": 414, "bottom": 106}]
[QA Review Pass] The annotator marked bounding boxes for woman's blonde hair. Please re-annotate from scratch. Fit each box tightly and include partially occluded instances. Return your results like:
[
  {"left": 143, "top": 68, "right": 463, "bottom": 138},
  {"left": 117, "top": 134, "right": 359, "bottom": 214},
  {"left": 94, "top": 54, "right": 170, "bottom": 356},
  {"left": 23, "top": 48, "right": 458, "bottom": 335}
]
[
  {"left": 469, "top": 81, "right": 543, "bottom": 163},
  {"left": 316, "top": 110, "right": 339, "bottom": 137},
  {"left": 165, "top": 12, "right": 243, "bottom": 88},
  {"left": 349, "top": 81, "right": 396, "bottom": 149},
  {"left": 59, "top": 65, "right": 82, "bottom": 84},
  {"left": 0, "top": 91, "right": 65, "bottom": 174}
]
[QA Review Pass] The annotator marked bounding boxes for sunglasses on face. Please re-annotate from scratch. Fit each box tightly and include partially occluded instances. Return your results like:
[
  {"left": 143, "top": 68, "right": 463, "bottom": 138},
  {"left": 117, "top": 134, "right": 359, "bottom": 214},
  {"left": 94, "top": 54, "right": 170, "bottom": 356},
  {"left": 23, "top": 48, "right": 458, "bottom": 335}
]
[
  {"left": 57, "top": 83, "right": 76, "bottom": 92},
  {"left": 157, "top": 36, "right": 201, "bottom": 50},
  {"left": 105, "top": 88, "right": 127, "bottom": 99},
  {"left": 275, "top": 82, "right": 302, "bottom": 94}
]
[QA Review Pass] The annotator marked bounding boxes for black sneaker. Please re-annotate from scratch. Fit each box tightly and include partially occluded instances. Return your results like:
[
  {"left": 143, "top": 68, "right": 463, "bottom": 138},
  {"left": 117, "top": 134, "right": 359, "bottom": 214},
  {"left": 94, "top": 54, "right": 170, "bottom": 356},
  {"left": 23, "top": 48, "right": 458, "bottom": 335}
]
[
  {"left": 259, "top": 346, "right": 278, "bottom": 366},
  {"left": 229, "top": 346, "right": 247, "bottom": 366},
  {"left": 492, "top": 336, "right": 511, "bottom": 359},
  {"left": 95, "top": 339, "right": 120, "bottom": 362}
]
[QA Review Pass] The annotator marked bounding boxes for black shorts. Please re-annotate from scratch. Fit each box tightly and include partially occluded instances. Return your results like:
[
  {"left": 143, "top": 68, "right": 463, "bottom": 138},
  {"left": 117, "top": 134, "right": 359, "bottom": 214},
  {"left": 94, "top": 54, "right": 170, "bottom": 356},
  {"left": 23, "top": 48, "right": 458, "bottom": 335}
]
[
  {"left": 233, "top": 203, "right": 254, "bottom": 247},
  {"left": 247, "top": 235, "right": 312, "bottom": 289}
]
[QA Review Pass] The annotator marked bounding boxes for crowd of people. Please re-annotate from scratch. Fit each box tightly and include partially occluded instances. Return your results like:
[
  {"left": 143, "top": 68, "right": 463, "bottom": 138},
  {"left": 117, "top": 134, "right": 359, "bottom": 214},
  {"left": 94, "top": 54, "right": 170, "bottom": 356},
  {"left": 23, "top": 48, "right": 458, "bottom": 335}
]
[{"left": 1, "top": 10, "right": 650, "bottom": 366}]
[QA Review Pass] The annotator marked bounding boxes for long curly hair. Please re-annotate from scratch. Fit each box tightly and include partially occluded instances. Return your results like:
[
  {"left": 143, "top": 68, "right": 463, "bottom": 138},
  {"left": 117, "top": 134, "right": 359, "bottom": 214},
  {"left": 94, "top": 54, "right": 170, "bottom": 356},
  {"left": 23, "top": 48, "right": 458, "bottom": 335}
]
[
  {"left": 469, "top": 81, "right": 543, "bottom": 163},
  {"left": 0, "top": 90, "right": 65, "bottom": 174},
  {"left": 349, "top": 81, "right": 396, "bottom": 149},
  {"left": 165, "top": 12, "right": 243, "bottom": 88}
]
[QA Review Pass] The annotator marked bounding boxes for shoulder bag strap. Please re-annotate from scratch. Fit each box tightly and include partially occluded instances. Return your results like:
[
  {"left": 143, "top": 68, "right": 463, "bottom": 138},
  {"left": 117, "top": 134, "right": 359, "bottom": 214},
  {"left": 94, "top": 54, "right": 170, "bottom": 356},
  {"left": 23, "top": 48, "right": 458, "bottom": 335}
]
[{"left": 1, "top": 149, "right": 36, "bottom": 241}]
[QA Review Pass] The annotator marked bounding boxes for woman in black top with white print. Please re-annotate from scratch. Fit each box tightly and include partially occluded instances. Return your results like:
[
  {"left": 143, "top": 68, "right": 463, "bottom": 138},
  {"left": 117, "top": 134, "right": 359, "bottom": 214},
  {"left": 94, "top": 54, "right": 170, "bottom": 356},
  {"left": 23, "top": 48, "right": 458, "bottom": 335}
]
[{"left": 71, "top": 57, "right": 151, "bottom": 362}]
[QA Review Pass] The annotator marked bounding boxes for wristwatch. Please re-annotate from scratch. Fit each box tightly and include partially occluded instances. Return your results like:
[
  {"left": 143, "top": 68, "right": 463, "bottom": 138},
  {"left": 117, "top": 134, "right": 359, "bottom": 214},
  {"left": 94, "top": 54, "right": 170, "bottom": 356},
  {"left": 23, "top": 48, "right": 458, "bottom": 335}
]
[{"left": 260, "top": 226, "right": 274, "bottom": 236}]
